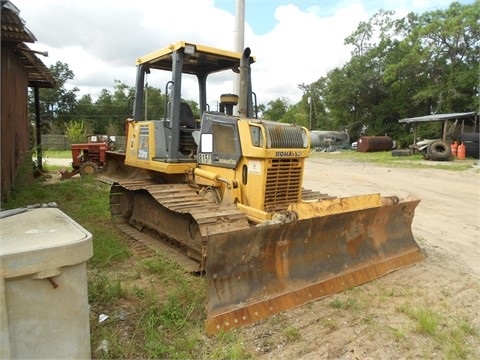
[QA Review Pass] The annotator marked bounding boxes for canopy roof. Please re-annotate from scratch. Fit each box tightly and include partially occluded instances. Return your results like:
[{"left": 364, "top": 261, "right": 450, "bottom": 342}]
[
  {"left": 137, "top": 40, "right": 255, "bottom": 76},
  {"left": 398, "top": 112, "right": 477, "bottom": 124}
]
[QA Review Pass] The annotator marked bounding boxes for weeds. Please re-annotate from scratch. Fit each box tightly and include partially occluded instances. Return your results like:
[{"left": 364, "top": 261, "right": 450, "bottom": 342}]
[
  {"left": 329, "top": 297, "right": 360, "bottom": 311},
  {"left": 396, "top": 303, "right": 439, "bottom": 335},
  {"left": 206, "top": 331, "right": 253, "bottom": 360},
  {"left": 387, "top": 326, "right": 407, "bottom": 342},
  {"left": 88, "top": 271, "right": 125, "bottom": 304},
  {"left": 282, "top": 326, "right": 301, "bottom": 342}
]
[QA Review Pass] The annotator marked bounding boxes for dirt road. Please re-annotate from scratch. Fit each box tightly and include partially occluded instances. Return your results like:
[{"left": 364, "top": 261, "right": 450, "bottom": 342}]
[{"left": 243, "top": 156, "right": 480, "bottom": 359}]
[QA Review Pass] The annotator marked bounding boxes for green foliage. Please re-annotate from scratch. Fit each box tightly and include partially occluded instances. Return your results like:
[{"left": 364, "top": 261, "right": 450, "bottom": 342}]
[
  {"left": 262, "top": 97, "right": 288, "bottom": 121},
  {"left": 64, "top": 120, "right": 88, "bottom": 143},
  {"left": 30, "top": 61, "right": 79, "bottom": 134},
  {"left": 296, "top": 3, "right": 479, "bottom": 142}
]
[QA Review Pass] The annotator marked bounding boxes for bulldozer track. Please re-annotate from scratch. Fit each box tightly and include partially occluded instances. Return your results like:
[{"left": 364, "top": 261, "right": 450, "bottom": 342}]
[
  {"left": 114, "top": 222, "right": 200, "bottom": 272},
  {"left": 109, "top": 179, "right": 251, "bottom": 272},
  {"left": 109, "top": 180, "right": 334, "bottom": 273}
]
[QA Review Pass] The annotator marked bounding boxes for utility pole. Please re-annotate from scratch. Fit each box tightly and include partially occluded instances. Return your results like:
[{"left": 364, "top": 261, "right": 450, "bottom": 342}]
[
  {"left": 233, "top": 0, "right": 245, "bottom": 115},
  {"left": 308, "top": 97, "right": 312, "bottom": 130}
]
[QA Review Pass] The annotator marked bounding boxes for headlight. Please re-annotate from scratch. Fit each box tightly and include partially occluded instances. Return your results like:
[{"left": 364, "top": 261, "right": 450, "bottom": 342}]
[{"left": 184, "top": 44, "right": 196, "bottom": 55}]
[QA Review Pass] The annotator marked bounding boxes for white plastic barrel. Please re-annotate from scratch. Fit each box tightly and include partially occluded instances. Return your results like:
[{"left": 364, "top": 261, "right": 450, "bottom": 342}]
[{"left": 0, "top": 207, "right": 93, "bottom": 359}]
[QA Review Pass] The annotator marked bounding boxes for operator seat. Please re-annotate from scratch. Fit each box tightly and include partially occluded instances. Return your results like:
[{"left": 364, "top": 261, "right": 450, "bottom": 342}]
[{"left": 180, "top": 102, "right": 196, "bottom": 128}]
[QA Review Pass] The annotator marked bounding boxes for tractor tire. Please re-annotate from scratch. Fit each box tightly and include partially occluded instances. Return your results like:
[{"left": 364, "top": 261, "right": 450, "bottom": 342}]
[
  {"left": 79, "top": 161, "right": 99, "bottom": 177},
  {"left": 427, "top": 140, "right": 451, "bottom": 161},
  {"left": 391, "top": 149, "right": 412, "bottom": 157}
]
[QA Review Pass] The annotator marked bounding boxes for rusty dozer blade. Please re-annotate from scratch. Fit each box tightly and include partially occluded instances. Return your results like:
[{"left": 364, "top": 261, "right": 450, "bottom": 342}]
[
  {"left": 97, "top": 151, "right": 149, "bottom": 182},
  {"left": 205, "top": 198, "right": 423, "bottom": 335}
]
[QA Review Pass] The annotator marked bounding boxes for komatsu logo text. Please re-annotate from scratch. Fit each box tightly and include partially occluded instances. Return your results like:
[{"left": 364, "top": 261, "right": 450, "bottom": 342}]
[{"left": 275, "top": 151, "right": 301, "bottom": 157}]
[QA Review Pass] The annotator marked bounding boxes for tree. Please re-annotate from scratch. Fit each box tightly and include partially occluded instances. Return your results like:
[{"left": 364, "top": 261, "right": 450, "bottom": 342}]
[
  {"left": 299, "top": 80, "right": 328, "bottom": 130},
  {"left": 307, "top": 3, "right": 479, "bottom": 143},
  {"left": 409, "top": 2, "right": 479, "bottom": 113},
  {"left": 262, "top": 98, "right": 289, "bottom": 121},
  {"left": 28, "top": 61, "right": 79, "bottom": 134}
]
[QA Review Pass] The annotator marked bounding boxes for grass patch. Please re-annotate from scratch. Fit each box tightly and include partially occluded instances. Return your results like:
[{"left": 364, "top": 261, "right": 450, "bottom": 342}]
[
  {"left": 387, "top": 326, "right": 407, "bottom": 342},
  {"left": 396, "top": 303, "right": 439, "bottom": 335},
  {"left": 88, "top": 271, "right": 125, "bottom": 304},
  {"left": 283, "top": 325, "right": 301, "bottom": 342},
  {"left": 310, "top": 150, "right": 476, "bottom": 171},
  {"left": 2, "top": 175, "right": 214, "bottom": 359},
  {"left": 206, "top": 331, "right": 254, "bottom": 360},
  {"left": 329, "top": 297, "right": 361, "bottom": 311},
  {"left": 414, "top": 308, "right": 440, "bottom": 335},
  {"left": 44, "top": 150, "right": 71, "bottom": 158}
]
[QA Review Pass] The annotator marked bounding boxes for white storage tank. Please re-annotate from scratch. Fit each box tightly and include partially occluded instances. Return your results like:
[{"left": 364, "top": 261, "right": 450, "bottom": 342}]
[{"left": 0, "top": 207, "right": 93, "bottom": 359}]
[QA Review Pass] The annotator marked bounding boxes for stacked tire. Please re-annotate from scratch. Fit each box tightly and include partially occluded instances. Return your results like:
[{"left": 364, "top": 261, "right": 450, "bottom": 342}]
[{"left": 457, "top": 133, "right": 480, "bottom": 159}]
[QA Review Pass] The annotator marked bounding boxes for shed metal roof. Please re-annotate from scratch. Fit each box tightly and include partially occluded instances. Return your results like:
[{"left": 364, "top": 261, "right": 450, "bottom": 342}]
[
  {"left": 1, "top": 1, "right": 36, "bottom": 42},
  {"left": 398, "top": 112, "right": 477, "bottom": 124},
  {"left": 1, "top": 1, "right": 55, "bottom": 88}
]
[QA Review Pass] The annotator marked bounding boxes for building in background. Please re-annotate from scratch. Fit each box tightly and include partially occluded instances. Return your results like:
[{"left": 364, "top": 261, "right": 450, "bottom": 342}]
[{"left": 1, "top": 1, "right": 55, "bottom": 201}]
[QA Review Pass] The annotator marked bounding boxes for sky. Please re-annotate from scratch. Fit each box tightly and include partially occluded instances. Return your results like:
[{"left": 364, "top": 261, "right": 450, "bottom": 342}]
[{"left": 12, "top": 0, "right": 475, "bottom": 108}]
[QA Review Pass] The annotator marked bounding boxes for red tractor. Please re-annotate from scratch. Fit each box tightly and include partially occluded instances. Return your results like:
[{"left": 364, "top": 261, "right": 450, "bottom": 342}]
[{"left": 60, "top": 135, "right": 116, "bottom": 179}]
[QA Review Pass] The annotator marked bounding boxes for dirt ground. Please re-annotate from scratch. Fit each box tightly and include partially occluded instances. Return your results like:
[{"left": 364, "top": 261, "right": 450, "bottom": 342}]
[{"left": 239, "top": 156, "right": 480, "bottom": 359}]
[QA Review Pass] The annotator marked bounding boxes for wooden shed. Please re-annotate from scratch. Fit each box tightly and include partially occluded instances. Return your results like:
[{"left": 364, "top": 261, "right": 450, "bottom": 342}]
[
  {"left": 1, "top": 1, "right": 55, "bottom": 202},
  {"left": 398, "top": 112, "right": 479, "bottom": 145}
]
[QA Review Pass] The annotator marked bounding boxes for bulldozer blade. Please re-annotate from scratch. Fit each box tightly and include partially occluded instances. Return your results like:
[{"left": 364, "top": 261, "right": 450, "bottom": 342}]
[
  {"left": 98, "top": 151, "right": 149, "bottom": 182},
  {"left": 205, "top": 198, "right": 423, "bottom": 335}
]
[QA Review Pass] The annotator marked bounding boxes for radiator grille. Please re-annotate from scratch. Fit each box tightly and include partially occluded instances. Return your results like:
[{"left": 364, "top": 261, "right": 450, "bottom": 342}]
[{"left": 264, "top": 158, "right": 303, "bottom": 212}]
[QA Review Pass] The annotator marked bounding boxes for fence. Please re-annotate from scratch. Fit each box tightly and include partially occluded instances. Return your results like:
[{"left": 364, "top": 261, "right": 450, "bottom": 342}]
[{"left": 41, "top": 135, "right": 127, "bottom": 151}]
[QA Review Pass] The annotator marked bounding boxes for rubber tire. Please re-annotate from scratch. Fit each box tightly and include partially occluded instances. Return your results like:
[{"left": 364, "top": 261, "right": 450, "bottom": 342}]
[
  {"left": 457, "top": 133, "right": 479, "bottom": 159},
  {"left": 79, "top": 161, "right": 99, "bottom": 177},
  {"left": 427, "top": 141, "right": 452, "bottom": 161},
  {"left": 391, "top": 149, "right": 412, "bottom": 157},
  {"left": 457, "top": 133, "right": 480, "bottom": 143},
  {"left": 464, "top": 141, "right": 480, "bottom": 159}
]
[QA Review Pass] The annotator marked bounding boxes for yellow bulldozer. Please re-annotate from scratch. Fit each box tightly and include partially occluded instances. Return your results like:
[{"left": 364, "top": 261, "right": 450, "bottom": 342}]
[{"left": 105, "top": 41, "right": 424, "bottom": 335}]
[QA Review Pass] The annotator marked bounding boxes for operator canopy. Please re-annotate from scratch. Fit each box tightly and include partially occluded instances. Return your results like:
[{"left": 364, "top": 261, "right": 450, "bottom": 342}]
[{"left": 136, "top": 41, "right": 255, "bottom": 76}]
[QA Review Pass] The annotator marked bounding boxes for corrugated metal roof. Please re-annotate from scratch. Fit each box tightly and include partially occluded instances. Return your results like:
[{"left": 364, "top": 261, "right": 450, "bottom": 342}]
[
  {"left": 1, "top": 1, "right": 36, "bottom": 42},
  {"left": 1, "top": 1, "right": 55, "bottom": 88},
  {"left": 15, "top": 43, "right": 56, "bottom": 88},
  {"left": 398, "top": 112, "right": 477, "bottom": 124}
]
